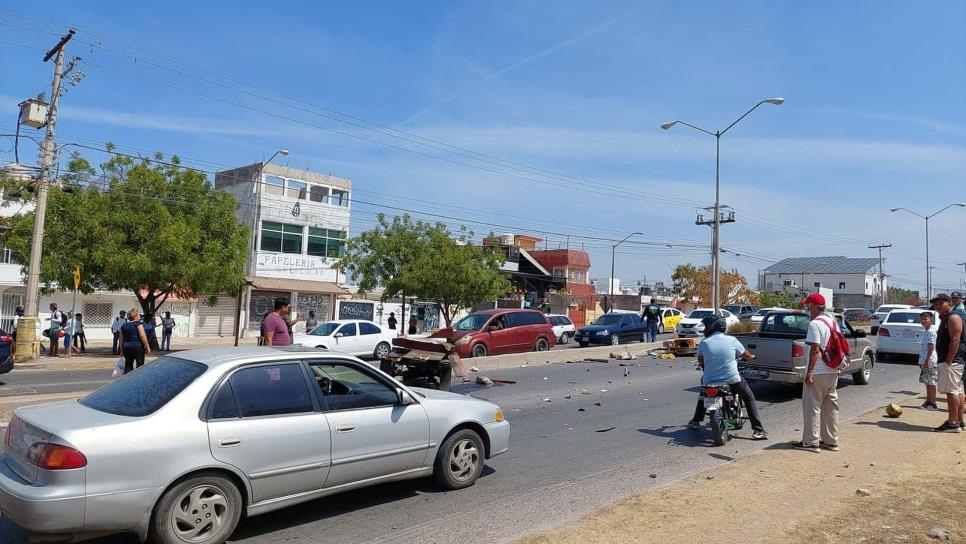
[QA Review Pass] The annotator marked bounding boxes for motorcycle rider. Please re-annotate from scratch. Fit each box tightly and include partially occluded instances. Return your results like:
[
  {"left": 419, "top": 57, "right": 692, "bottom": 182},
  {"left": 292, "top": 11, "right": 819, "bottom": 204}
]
[{"left": 688, "top": 315, "right": 768, "bottom": 440}]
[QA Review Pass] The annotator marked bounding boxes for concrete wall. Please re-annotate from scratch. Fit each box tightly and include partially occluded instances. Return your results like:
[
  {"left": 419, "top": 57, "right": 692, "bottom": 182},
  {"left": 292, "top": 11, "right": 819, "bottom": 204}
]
[{"left": 763, "top": 272, "right": 883, "bottom": 297}]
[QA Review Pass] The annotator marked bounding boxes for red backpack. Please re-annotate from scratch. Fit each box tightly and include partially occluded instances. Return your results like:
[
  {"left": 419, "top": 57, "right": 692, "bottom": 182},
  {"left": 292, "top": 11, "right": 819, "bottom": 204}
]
[{"left": 815, "top": 316, "right": 851, "bottom": 369}]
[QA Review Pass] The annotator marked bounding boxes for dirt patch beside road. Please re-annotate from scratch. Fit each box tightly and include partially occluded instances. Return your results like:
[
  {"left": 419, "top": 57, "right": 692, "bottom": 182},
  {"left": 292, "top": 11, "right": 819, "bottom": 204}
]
[{"left": 521, "top": 397, "right": 966, "bottom": 544}]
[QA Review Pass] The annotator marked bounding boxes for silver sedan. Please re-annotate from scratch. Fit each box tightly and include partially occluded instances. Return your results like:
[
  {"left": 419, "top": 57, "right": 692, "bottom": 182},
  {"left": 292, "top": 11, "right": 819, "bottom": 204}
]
[{"left": 0, "top": 347, "right": 509, "bottom": 543}]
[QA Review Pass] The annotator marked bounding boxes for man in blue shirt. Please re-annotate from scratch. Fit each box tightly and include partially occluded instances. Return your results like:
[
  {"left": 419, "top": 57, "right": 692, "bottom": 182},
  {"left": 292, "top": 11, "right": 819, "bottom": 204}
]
[{"left": 688, "top": 315, "right": 768, "bottom": 440}]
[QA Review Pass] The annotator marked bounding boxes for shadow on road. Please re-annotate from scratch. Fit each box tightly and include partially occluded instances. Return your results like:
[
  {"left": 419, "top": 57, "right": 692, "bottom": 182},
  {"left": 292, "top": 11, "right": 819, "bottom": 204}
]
[
  {"left": 637, "top": 425, "right": 706, "bottom": 448},
  {"left": 855, "top": 420, "right": 934, "bottom": 433}
]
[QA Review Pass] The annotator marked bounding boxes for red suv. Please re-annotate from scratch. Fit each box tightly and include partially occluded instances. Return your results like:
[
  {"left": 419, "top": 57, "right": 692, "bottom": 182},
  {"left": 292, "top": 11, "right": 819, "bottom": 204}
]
[{"left": 408, "top": 309, "right": 555, "bottom": 358}]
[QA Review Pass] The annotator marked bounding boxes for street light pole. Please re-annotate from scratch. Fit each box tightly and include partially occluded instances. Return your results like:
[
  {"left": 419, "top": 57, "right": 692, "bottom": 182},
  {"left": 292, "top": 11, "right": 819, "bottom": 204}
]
[
  {"left": 610, "top": 232, "right": 642, "bottom": 302},
  {"left": 661, "top": 98, "right": 783, "bottom": 313},
  {"left": 233, "top": 149, "right": 290, "bottom": 347},
  {"left": 890, "top": 203, "right": 965, "bottom": 301}
]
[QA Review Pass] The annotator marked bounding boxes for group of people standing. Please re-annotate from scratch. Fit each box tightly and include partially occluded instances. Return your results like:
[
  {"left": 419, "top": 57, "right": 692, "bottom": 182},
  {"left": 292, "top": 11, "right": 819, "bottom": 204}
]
[
  {"left": 112, "top": 309, "right": 178, "bottom": 374},
  {"left": 44, "top": 303, "right": 87, "bottom": 357},
  {"left": 918, "top": 291, "right": 966, "bottom": 433}
]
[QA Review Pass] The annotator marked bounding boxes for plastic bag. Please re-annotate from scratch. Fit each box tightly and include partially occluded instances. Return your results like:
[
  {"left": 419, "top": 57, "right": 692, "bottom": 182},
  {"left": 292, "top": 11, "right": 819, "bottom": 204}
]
[{"left": 112, "top": 356, "right": 125, "bottom": 378}]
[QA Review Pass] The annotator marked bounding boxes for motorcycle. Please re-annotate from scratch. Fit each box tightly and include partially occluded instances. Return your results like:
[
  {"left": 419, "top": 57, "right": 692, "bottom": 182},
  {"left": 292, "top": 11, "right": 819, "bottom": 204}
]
[{"left": 699, "top": 383, "right": 747, "bottom": 446}]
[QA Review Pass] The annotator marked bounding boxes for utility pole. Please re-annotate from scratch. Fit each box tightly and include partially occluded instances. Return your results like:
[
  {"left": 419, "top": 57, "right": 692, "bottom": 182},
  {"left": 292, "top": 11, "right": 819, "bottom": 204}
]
[
  {"left": 16, "top": 29, "right": 75, "bottom": 361},
  {"left": 869, "top": 243, "right": 891, "bottom": 309},
  {"left": 696, "top": 206, "right": 735, "bottom": 309}
]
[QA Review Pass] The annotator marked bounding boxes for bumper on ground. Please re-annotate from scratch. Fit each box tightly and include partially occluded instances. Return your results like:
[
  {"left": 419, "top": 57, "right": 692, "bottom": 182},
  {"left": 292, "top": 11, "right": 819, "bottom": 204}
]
[{"left": 0, "top": 456, "right": 86, "bottom": 534}]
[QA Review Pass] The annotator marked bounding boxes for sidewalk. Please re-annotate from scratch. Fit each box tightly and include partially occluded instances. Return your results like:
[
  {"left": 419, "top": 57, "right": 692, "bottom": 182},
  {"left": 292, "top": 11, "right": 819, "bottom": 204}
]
[
  {"left": 520, "top": 396, "right": 966, "bottom": 544},
  {"left": 15, "top": 336, "right": 256, "bottom": 371}
]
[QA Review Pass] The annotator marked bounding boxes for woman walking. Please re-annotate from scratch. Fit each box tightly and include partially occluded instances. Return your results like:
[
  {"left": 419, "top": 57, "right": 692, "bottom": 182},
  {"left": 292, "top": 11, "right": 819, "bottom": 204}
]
[{"left": 119, "top": 308, "right": 151, "bottom": 374}]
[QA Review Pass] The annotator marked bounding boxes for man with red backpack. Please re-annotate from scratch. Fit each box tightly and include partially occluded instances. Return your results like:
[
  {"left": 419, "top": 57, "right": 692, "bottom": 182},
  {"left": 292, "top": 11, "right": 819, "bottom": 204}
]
[{"left": 794, "top": 293, "right": 848, "bottom": 453}]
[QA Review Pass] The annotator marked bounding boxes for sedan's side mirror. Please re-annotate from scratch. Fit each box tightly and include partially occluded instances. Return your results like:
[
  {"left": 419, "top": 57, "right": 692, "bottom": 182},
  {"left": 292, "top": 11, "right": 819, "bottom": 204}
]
[
  {"left": 396, "top": 388, "right": 416, "bottom": 406},
  {"left": 334, "top": 333, "right": 343, "bottom": 338}
]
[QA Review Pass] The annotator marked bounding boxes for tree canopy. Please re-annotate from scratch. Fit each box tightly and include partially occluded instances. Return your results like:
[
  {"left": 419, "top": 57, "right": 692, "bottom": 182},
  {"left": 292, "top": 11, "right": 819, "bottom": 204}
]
[
  {"left": 672, "top": 263, "right": 756, "bottom": 307},
  {"left": 2, "top": 149, "right": 250, "bottom": 316},
  {"left": 339, "top": 214, "right": 510, "bottom": 326}
]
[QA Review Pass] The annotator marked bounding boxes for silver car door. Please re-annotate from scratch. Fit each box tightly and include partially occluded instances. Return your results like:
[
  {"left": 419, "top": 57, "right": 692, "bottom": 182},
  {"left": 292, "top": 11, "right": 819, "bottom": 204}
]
[
  {"left": 207, "top": 362, "right": 331, "bottom": 504},
  {"left": 306, "top": 360, "right": 430, "bottom": 489}
]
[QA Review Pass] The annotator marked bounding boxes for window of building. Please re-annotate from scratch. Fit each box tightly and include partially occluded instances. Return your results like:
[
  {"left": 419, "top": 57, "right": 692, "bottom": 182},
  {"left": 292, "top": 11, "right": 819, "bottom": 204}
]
[
  {"left": 0, "top": 248, "right": 12, "bottom": 264},
  {"left": 264, "top": 175, "right": 285, "bottom": 196},
  {"left": 83, "top": 302, "right": 114, "bottom": 327},
  {"left": 309, "top": 185, "right": 329, "bottom": 203},
  {"left": 839, "top": 282, "right": 846, "bottom": 290},
  {"left": 553, "top": 267, "right": 566, "bottom": 278},
  {"left": 307, "top": 227, "right": 346, "bottom": 258},
  {"left": 260, "top": 221, "right": 303, "bottom": 254},
  {"left": 783, "top": 279, "right": 793, "bottom": 286},
  {"left": 813, "top": 282, "right": 821, "bottom": 288},
  {"left": 286, "top": 179, "right": 307, "bottom": 200},
  {"left": 331, "top": 189, "right": 349, "bottom": 207}
]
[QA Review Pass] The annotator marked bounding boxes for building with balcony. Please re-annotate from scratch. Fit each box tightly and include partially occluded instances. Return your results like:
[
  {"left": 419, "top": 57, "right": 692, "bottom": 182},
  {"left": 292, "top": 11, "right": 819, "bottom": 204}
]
[{"left": 215, "top": 163, "right": 351, "bottom": 337}]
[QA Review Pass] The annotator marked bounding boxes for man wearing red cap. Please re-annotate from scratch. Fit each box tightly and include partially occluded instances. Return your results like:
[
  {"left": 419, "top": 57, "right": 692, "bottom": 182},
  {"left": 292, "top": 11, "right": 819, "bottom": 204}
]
[{"left": 794, "top": 293, "right": 840, "bottom": 452}]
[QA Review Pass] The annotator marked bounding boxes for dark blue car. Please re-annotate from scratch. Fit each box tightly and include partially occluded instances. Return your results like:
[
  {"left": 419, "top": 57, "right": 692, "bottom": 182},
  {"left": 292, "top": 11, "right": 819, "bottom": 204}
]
[
  {"left": 0, "top": 329, "right": 13, "bottom": 374},
  {"left": 576, "top": 313, "right": 646, "bottom": 347}
]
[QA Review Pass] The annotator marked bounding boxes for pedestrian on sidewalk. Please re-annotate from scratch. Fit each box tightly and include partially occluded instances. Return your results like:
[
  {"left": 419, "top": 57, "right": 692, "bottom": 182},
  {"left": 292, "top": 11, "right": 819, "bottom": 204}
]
[
  {"left": 47, "top": 303, "right": 63, "bottom": 357},
  {"left": 111, "top": 310, "right": 126, "bottom": 355},
  {"left": 930, "top": 294, "right": 965, "bottom": 433},
  {"left": 793, "top": 293, "right": 840, "bottom": 453},
  {"left": 119, "top": 308, "right": 151, "bottom": 373},
  {"left": 11, "top": 306, "right": 23, "bottom": 341},
  {"left": 285, "top": 309, "right": 299, "bottom": 346},
  {"left": 408, "top": 313, "right": 418, "bottom": 335},
  {"left": 160, "top": 311, "right": 176, "bottom": 351},
  {"left": 919, "top": 311, "right": 939, "bottom": 410},
  {"left": 952, "top": 291, "right": 966, "bottom": 322},
  {"left": 263, "top": 298, "right": 293, "bottom": 346},
  {"left": 142, "top": 312, "right": 160, "bottom": 352},
  {"left": 387, "top": 312, "right": 398, "bottom": 331},
  {"left": 417, "top": 306, "right": 426, "bottom": 333},
  {"left": 642, "top": 298, "right": 662, "bottom": 343},
  {"left": 305, "top": 311, "right": 318, "bottom": 333},
  {"left": 70, "top": 313, "right": 87, "bottom": 353},
  {"left": 62, "top": 312, "right": 76, "bottom": 355}
]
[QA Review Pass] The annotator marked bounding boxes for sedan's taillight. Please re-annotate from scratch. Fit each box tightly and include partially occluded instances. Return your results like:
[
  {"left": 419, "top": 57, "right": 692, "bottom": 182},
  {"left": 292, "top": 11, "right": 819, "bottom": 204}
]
[
  {"left": 878, "top": 328, "right": 890, "bottom": 337},
  {"left": 26, "top": 442, "right": 87, "bottom": 470},
  {"left": 0, "top": 335, "right": 11, "bottom": 343}
]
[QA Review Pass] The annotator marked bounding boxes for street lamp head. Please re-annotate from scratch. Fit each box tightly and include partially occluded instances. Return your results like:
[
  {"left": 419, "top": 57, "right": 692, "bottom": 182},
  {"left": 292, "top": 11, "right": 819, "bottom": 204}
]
[
  {"left": 764, "top": 97, "right": 784, "bottom": 105},
  {"left": 956, "top": 203, "right": 966, "bottom": 207},
  {"left": 633, "top": 232, "right": 643, "bottom": 235},
  {"left": 278, "top": 149, "right": 290, "bottom": 156},
  {"left": 659, "top": 121, "right": 677, "bottom": 130},
  {"left": 889, "top": 208, "right": 900, "bottom": 212}
]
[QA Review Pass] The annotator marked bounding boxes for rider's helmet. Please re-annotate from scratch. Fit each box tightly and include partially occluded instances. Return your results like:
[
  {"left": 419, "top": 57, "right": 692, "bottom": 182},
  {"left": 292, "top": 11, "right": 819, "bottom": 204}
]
[{"left": 701, "top": 315, "right": 727, "bottom": 337}]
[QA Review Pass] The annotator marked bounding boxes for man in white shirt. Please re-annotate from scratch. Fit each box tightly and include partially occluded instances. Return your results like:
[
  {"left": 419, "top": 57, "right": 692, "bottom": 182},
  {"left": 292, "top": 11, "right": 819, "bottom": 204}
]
[
  {"left": 111, "top": 310, "right": 127, "bottom": 355},
  {"left": 793, "top": 293, "right": 840, "bottom": 453}
]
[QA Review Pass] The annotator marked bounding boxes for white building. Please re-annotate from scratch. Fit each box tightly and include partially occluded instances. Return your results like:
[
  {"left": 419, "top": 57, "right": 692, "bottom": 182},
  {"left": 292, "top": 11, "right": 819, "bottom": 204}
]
[
  {"left": 215, "top": 162, "right": 351, "bottom": 338},
  {"left": 761, "top": 256, "right": 884, "bottom": 309}
]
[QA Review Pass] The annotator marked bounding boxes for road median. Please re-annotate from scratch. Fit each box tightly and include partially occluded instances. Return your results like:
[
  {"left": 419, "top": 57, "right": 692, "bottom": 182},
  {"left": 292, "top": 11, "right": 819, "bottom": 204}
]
[{"left": 520, "top": 395, "right": 966, "bottom": 544}]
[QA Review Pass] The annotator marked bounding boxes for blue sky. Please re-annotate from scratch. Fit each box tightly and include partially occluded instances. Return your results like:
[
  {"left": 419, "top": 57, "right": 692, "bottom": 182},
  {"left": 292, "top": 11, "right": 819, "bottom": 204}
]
[{"left": 2, "top": 1, "right": 965, "bottom": 295}]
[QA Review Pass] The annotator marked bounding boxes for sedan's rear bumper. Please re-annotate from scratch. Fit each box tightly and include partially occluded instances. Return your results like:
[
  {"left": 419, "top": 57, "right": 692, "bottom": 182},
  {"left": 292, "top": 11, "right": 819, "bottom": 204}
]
[
  {"left": 0, "top": 356, "right": 12, "bottom": 374},
  {"left": 0, "top": 455, "right": 86, "bottom": 534},
  {"left": 484, "top": 420, "right": 510, "bottom": 458},
  {"left": 876, "top": 336, "right": 921, "bottom": 355}
]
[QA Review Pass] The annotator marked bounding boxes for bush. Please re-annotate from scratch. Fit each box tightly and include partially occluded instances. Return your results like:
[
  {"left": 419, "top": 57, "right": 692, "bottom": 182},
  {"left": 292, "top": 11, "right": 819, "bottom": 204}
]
[{"left": 728, "top": 321, "right": 758, "bottom": 334}]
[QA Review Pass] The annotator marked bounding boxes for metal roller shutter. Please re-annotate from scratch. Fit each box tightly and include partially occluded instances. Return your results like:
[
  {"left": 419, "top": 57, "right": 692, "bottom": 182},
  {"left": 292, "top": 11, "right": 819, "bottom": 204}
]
[{"left": 196, "top": 295, "right": 237, "bottom": 337}]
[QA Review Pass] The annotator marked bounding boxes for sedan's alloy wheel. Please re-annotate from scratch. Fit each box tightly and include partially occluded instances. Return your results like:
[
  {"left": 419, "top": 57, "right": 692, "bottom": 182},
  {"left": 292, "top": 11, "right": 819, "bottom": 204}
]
[
  {"left": 170, "top": 485, "right": 230, "bottom": 544},
  {"left": 449, "top": 438, "right": 481, "bottom": 482}
]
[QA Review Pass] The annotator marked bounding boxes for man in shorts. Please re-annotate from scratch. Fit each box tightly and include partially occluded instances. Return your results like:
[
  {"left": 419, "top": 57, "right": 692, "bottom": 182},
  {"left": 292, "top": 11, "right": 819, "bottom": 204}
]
[
  {"left": 918, "top": 311, "right": 939, "bottom": 411},
  {"left": 931, "top": 294, "right": 965, "bottom": 433}
]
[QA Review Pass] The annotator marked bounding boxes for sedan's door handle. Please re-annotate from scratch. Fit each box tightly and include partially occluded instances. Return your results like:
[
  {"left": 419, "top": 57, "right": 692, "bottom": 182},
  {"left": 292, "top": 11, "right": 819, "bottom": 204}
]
[
  {"left": 335, "top": 424, "right": 355, "bottom": 433},
  {"left": 218, "top": 438, "right": 241, "bottom": 447}
]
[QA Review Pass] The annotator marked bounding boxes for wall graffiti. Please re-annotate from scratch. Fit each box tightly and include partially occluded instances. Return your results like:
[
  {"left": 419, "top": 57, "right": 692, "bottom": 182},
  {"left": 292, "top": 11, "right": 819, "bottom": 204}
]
[{"left": 338, "top": 301, "right": 375, "bottom": 322}]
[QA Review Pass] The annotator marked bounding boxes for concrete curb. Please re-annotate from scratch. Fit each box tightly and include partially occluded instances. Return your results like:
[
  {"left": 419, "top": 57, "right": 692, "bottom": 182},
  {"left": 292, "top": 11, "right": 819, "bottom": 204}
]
[{"left": 463, "top": 341, "right": 668, "bottom": 373}]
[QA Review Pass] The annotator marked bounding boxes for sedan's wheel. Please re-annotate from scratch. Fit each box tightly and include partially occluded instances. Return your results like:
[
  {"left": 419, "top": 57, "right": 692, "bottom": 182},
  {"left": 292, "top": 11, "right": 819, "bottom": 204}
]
[
  {"left": 471, "top": 343, "right": 488, "bottom": 358},
  {"left": 434, "top": 429, "right": 485, "bottom": 490},
  {"left": 150, "top": 473, "right": 241, "bottom": 544},
  {"left": 610, "top": 334, "right": 620, "bottom": 346},
  {"left": 373, "top": 342, "right": 391, "bottom": 359},
  {"left": 659, "top": 323, "right": 666, "bottom": 335},
  {"left": 559, "top": 333, "right": 570, "bottom": 345},
  {"left": 535, "top": 338, "right": 550, "bottom": 352}
]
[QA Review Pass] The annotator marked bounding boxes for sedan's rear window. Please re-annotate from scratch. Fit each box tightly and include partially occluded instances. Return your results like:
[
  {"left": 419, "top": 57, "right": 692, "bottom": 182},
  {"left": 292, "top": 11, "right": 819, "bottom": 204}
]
[
  {"left": 80, "top": 357, "right": 206, "bottom": 417},
  {"left": 887, "top": 311, "right": 929, "bottom": 324}
]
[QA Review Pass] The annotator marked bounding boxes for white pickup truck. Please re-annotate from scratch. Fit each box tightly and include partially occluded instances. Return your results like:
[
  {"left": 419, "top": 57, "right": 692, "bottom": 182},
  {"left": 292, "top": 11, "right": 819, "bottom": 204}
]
[{"left": 735, "top": 310, "right": 876, "bottom": 386}]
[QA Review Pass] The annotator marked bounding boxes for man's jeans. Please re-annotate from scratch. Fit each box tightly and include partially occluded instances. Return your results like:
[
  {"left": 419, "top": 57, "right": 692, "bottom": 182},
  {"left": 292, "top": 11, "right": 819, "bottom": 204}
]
[
  {"left": 112, "top": 332, "right": 120, "bottom": 354},
  {"left": 161, "top": 330, "right": 172, "bottom": 351},
  {"left": 646, "top": 321, "right": 660, "bottom": 343},
  {"left": 802, "top": 372, "right": 839, "bottom": 446},
  {"left": 692, "top": 378, "right": 765, "bottom": 431}
]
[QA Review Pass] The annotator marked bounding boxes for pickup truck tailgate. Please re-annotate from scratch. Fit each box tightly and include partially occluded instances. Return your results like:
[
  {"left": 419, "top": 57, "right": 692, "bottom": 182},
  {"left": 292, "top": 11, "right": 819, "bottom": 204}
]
[{"left": 736, "top": 333, "right": 807, "bottom": 383}]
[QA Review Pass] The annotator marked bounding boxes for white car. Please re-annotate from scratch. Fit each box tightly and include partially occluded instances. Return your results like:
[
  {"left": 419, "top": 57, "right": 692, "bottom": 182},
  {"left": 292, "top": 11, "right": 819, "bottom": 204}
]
[
  {"left": 547, "top": 314, "right": 576, "bottom": 344},
  {"left": 676, "top": 308, "right": 741, "bottom": 337},
  {"left": 292, "top": 320, "right": 395, "bottom": 359},
  {"left": 870, "top": 304, "right": 915, "bottom": 333},
  {"left": 750, "top": 307, "right": 785, "bottom": 324},
  {"left": 877, "top": 309, "right": 939, "bottom": 358}
]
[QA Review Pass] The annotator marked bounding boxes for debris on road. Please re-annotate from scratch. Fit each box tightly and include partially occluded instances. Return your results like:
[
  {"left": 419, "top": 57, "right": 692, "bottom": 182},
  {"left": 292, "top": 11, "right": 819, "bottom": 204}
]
[
  {"left": 492, "top": 379, "right": 517, "bottom": 384},
  {"left": 649, "top": 473, "right": 657, "bottom": 479},
  {"left": 469, "top": 366, "right": 479, "bottom": 373},
  {"left": 600, "top": 389, "right": 608, "bottom": 392},
  {"left": 856, "top": 488, "right": 872, "bottom": 497},
  {"left": 542, "top": 398, "right": 552, "bottom": 403},
  {"left": 885, "top": 403, "right": 904, "bottom": 418},
  {"left": 594, "top": 402, "right": 602, "bottom": 407},
  {"left": 927, "top": 528, "right": 952, "bottom": 540},
  {"left": 596, "top": 427, "right": 616, "bottom": 433},
  {"left": 475, "top": 376, "right": 494, "bottom": 386},
  {"left": 578, "top": 408, "right": 586, "bottom": 412}
]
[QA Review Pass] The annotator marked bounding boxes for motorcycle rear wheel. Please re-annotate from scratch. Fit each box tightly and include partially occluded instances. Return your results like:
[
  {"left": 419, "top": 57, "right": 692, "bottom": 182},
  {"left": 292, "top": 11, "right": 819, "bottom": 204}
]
[{"left": 709, "top": 409, "right": 728, "bottom": 446}]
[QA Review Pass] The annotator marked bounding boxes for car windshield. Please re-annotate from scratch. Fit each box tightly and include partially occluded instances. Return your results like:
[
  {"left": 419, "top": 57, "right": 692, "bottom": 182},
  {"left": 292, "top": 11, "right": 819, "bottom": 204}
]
[
  {"left": 310, "top": 322, "right": 340, "bottom": 336},
  {"left": 80, "top": 357, "right": 206, "bottom": 417},
  {"left": 724, "top": 305, "right": 743, "bottom": 313},
  {"left": 688, "top": 310, "right": 713, "bottom": 319},
  {"left": 887, "top": 312, "right": 927, "bottom": 324},
  {"left": 592, "top": 315, "right": 623, "bottom": 325},
  {"left": 454, "top": 313, "right": 490, "bottom": 331}
]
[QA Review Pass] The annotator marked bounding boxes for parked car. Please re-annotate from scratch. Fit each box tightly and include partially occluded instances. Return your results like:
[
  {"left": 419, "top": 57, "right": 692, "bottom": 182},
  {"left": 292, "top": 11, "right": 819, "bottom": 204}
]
[
  {"left": 750, "top": 307, "right": 785, "bottom": 324},
  {"left": 659, "top": 307, "right": 685, "bottom": 334},
  {"left": 394, "top": 309, "right": 555, "bottom": 358},
  {"left": 0, "top": 348, "right": 510, "bottom": 544},
  {"left": 576, "top": 313, "right": 645, "bottom": 347},
  {"left": 0, "top": 328, "right": 13, "bottom": 374},
  {"left": 870, "top": 304, "right": 915, "bottom": 334},
  {"left": 291, "top": 319, "right": 395, "bottom": 359},
  {"left": 877, "top": 309, "right": 939, "bottom": 360},
  {"left": 676, "top": 308, "right": 740, "bottom": 337},
  {"left": 547, "top": 314, "right": 576, "bottom": 344},
  {"left": 724, "top": 304, "right": 758, "bottom": 321},
  {"left": 843, "top": 308, "right": 874, "bottom": 323},
  {"left": 735, "top": 310, "right": 875, "bottom": 386}
]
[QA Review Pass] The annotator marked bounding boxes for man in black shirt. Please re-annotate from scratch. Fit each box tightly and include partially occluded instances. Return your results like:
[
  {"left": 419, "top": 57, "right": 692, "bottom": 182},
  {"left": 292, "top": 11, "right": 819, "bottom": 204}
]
[{"left": 642, "top": 298, "right": 662, "bottom": 342}]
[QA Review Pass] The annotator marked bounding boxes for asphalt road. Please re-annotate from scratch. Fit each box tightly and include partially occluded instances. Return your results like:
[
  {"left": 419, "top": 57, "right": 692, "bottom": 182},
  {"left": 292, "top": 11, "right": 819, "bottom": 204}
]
[{"left": 0, "top": 341, "right": 923, "bottom": 544}]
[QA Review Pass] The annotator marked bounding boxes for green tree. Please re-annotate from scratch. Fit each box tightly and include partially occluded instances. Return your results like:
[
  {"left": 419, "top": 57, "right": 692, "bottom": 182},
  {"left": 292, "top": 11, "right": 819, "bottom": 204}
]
[
  {"left": 2, "top": 149, "right": 250, "bottom": 316},
  {"left": 340, "top": 214, "right": 510, "bottom": 326},
  {"left": 672, "top": 264, "right": 754, "bottom": 307}
]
